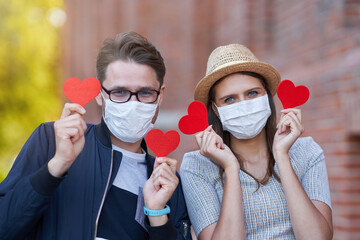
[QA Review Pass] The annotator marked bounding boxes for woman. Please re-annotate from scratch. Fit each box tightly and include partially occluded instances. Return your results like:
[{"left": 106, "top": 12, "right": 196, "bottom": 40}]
[{"left": 180, "top": 44, "right": 333, "bottom": 239}]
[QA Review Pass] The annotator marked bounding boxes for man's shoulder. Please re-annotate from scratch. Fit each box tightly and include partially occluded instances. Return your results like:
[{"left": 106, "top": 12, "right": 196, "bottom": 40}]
[
  {"left": 38, "top": 121, "right": 54, "bottom": 130},
  {"left": 31, "top": 122, "right": 99, "bottom": 152},
  {"left": 35, "top": 121, "right": 97, "bottom": 134}
]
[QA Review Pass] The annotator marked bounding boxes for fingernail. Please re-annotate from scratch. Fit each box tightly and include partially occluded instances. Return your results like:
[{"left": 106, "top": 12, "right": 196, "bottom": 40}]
[
  {"left": 157, "top": 157, "right": 163, "bottom": 162},
  {"left": 280, "top": 109, "right": 286, "bottom": 113},
  {"left": 81, "top": 108, "right": 86, "bottom": 114}
]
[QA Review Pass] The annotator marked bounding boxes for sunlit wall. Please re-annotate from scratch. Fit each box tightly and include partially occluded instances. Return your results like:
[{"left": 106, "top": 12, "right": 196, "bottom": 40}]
[{"left": 0, "top": 0, "right": 65, "bottom": 180}]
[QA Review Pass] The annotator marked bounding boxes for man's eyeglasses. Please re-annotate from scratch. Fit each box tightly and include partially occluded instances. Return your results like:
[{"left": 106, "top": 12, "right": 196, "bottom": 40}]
[{"left": 102, "top": 87, "right": 160, "bottom": 103}]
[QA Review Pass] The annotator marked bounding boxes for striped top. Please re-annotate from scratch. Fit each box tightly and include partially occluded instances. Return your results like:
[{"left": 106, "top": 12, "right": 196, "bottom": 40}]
[{"left": 180, "top": 137, "right": 331, "bottom": 239}]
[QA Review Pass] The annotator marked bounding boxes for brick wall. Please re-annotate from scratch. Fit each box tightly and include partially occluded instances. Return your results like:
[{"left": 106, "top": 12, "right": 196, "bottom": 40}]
[
  {"left": 265, "top": 1, "right": 360, "bottom": 239},
  {"left": 63, "top": 0, "right": 360, "bottom": 238}
]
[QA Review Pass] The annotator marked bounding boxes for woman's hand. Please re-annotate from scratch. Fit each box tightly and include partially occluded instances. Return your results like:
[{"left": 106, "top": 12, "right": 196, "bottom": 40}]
[
  {"left": 195, "top": 126, "right": 245, "bottom": 240},
  {"left": 195, "top": 126, "right": 239, "bottom": 171},
  {"left": 273, "top": 108, "right": 304, "bottom": 159}
]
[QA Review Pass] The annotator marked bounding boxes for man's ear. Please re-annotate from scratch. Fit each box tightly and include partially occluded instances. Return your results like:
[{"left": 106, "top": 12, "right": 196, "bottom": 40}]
[
  {"left": 95, "top": 93, "right": 103, "bottom": 106},
  {"left": 158, "top": 84, "right": 165, "bottom": 105}
]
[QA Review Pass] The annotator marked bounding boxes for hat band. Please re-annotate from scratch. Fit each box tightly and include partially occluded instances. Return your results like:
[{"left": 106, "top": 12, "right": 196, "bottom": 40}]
[{"left": 209, "top": 60, "right": 254, "bottom": 75}]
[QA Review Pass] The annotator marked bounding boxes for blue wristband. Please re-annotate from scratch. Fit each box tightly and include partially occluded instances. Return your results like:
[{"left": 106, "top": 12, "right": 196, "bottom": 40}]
[{"left": 143, "top": 205, "right": 170, "bottom": 216}]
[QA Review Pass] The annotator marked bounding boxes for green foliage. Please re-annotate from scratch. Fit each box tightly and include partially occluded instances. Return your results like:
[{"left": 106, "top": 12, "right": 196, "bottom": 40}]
[{"left": 0, "top": 0, "right": 63, "bottom": 181}]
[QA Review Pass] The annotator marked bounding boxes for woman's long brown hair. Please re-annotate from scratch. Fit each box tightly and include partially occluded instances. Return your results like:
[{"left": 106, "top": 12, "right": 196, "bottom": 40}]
[{"left": 207, "top": 71, "right": 280, "bottom": 189}]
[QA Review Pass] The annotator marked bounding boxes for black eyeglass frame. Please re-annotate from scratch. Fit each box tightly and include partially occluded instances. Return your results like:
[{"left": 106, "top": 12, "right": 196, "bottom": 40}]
[{"left": 102, "top": 86, "right": 161, "bottom": 103}]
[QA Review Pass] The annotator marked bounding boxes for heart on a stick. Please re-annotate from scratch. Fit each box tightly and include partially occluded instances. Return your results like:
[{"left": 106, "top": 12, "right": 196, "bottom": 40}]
[
  {"left": 63, "top": 77, "right": 101, "bottom": 107},
  {"left": 277, "top": 79, "right": 310, "bottom": 109},
  {"left": 178, "top": 101, "right": 209, "bottom": 135},
  {"left": 146, "top": 129, "right": 180, "bottom": 157}
]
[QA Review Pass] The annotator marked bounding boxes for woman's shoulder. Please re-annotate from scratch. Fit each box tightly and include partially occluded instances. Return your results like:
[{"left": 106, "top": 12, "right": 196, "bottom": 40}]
[
  {"left": 288, "top": 136, "right": 324, "bottom": 172},
  {"left": 180, "top": 150, "right": 219, "bottom": 175},
  {"left": 289, "top": 136, "right": 323, "bottom": 156}
]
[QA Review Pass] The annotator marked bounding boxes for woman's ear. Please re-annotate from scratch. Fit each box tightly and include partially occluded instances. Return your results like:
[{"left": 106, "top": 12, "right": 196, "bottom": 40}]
[{"left": 211, "top": 101, "right": 220, "bottom": 118}]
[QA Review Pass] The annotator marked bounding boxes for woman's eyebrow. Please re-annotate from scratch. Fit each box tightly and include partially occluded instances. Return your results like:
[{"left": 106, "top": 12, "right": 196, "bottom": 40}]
[
  {"left": 218, "top": 87, "right": 263, "bottom": 100},
  {"left": 218, "top": 94, "right": 236, "bottom": 101},
  {"left": 247, "top": 87, "right": 262, "bottom": 92}
]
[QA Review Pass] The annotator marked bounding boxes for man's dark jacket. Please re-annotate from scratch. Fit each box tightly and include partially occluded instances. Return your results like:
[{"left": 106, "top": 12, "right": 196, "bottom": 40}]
[{"left": 0, "top": 120, "right": 191, "bottom": 240}]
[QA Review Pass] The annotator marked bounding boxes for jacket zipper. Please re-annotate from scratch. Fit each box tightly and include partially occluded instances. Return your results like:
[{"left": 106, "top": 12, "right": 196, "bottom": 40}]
[
  {"left": 183, "top": 221, "right": 188, "bottom": 239},
  {"left": 94, "top": 150, "right": 114, "bottom": 239}
]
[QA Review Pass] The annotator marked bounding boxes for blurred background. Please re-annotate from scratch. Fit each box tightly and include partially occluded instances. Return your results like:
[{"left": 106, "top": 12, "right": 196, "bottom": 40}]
[{"left": 0, "top": 0, "right": 359, "bottom": 239}]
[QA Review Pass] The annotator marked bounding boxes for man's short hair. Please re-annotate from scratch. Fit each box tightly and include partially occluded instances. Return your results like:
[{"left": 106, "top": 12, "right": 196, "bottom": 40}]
[{"left": 96, "top": 32, "right": 165, "bottom": 86}]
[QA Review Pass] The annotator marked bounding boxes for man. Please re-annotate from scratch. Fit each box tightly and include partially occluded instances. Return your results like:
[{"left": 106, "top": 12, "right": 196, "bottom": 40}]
[{"left": 0, "top": 32, "right": 191, "bottom": 240}]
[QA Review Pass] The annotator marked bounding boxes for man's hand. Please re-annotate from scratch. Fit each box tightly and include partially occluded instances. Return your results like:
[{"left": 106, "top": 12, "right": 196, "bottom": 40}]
[
  {"left": 48, "top": 103, "right": 87, "bottom": 178},
  {"left": 143, "top": 157, "right": 179, "bottom": 226}
]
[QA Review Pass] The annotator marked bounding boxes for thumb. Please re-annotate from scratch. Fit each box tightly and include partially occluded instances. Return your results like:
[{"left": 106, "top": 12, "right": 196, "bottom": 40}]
[{"left": 153, "top": 157, "right": 163, "bottom": 169}]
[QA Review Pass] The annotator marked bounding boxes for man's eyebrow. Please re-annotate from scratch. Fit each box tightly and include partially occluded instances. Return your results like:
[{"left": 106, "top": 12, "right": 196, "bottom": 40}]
[
  {"left": 110, "top": 86, "right": 158, "bottom": 91},
  {"left": 109, "top": 86, "right": 127, "bottom": 90}
]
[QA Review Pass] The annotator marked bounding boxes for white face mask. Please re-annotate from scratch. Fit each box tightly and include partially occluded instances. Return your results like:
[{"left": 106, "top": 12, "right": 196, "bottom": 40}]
[
  {"left": 102, "top": 93, "right": 159, "bottom": 143},
  {"left": 215, "top": 94, "right": 271, "bottom": 139}
]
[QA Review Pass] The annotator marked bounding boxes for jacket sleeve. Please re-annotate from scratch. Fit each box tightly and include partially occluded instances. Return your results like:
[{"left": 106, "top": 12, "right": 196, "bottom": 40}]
[
  {"left": 144, "top": 173, "right": 192, "bottom": 240},
  {"left": 0, "top": 123, "right": 65, "bottom": 239}
]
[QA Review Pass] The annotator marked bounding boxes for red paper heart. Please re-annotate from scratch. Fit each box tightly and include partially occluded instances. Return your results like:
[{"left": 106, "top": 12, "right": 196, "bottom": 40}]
[
  {"left": 277, "top": 79, "right": 310, "bottom": 109},
  {"left": 146, "top": 129, "right": 180, "bottom": 157},
  {"left": 63, "top": 77, "right": 101, "bottom": 107},
  {"left": 178, "top": 101, "right": 209, "bottom": 135}
]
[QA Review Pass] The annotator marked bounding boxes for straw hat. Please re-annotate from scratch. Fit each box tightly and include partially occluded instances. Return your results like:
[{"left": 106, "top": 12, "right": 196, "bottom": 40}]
[{"left": 194, "top": 44, "right": 281, "bottom": 106}]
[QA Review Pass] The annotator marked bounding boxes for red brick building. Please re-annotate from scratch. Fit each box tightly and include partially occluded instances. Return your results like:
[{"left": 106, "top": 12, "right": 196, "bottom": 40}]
[{"left": 63, "top": 0, "right": 360, "bottom": 239}]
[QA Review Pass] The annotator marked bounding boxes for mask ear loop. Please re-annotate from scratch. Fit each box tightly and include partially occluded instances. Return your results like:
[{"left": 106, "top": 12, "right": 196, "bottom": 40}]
[
  {"left": 211, "top": 101, "right": 222, "bottom": 122},
  {"left": 152, "top": 93, "right": 161, "bottom": 107},
  {"left": 100, "top": 90, "right": 108, "bottom": 121},
  {"left": 100, "top": 90, "right": 105, "bottom": 100},
  {"left": 156, "top": 94, "right": 161, "bottom": 105}
]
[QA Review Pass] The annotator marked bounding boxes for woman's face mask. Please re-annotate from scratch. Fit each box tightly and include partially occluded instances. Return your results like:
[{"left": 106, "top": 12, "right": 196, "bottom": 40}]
[{"left": 214, "top": 94, "right": 271, "bottom": 139}]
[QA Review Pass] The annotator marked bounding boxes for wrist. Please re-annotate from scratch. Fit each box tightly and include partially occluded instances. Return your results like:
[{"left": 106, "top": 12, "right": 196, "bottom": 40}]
[
  {"left": 48, "top": 156, "right": 70, "bottom": 178},
  {"left": 144, "top": 205, "right": 170, "bottom": 227},
  {"left": 273, "top": 149, "right": 289, "bottom": 160},
  {"left": 224, "top": 159, "right": 240, "bottom": 174},
  {"left": 276, "top": 159, "right": 294, "bottom": 179},
  {"left": 144, "top": 201, "right": 166, "bottom": 211},
  {"left": 224, "top": 165, "right": 240, "bottom": 176},
  {"left": 147, "top": 215, "right": 168, "bottom": 227},
  {"left": 274, "top": 153, "right": 292, "bottom": 169},
  {"left": 144, "top": 205, "right": 170, "bottom": 216}
]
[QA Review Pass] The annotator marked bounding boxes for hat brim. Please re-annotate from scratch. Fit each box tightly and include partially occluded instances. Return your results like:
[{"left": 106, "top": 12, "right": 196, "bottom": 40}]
[{"left": 194, "top": 61, "right": 281, "bottom": 106}]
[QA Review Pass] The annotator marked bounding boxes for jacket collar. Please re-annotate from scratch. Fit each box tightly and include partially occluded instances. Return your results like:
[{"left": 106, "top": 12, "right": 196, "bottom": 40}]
[
  {"left": 95, "top": 118, "right": 154, "bottom": 177},
  {"left": 95, "top": 118, "right": 149, "bottom": 153}
]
